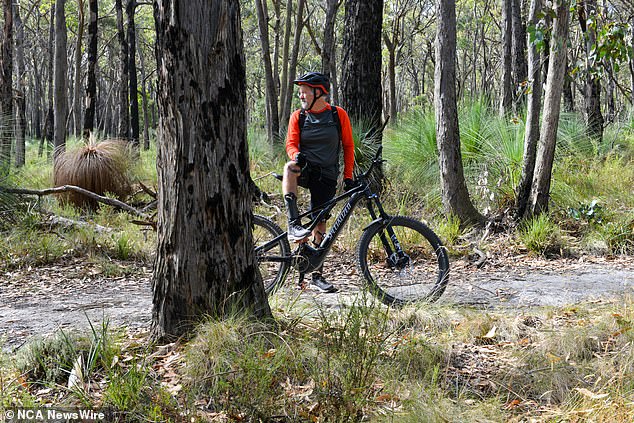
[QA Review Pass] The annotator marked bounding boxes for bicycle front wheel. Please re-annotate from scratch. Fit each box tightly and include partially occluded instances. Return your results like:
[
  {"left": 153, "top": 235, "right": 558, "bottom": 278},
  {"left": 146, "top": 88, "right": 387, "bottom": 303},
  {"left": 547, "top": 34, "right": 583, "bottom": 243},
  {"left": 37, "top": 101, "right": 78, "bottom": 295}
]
[
  {"left": 357, "top": 216, "right": 449, "bottom": 306},
  {"left": 253, "top": 215, "right": 291, "bottom": 294}
]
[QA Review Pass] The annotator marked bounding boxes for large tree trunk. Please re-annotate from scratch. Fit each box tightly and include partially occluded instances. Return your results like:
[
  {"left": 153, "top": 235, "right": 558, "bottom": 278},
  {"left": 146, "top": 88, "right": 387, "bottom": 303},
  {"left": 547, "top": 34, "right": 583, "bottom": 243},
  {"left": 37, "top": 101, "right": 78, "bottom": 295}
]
[
  {"left": 0, "top": 0, "right": 13, "bottom": 173},
  {"left": 82, "top": 0, "right": 97, "bottom": 140},
  {"left": 528, "top": 0, "right": 569, "bottom": 215},
  {"left": 499, "top": 0, "right": 513, "bottom": 116},
  {"left": 578, "top": 0, "right": 603, "bottom": 142},
  {"left": 515, "top": 0, "right": 542, "bottom": 219},
  {"left": 53, "top": 0, "right": 67, "bottom": 156},
  {"left": 127, "top": 0, "right": 140, "bottom": 153},
  {"left": 13, "top": 0, "right": 26, "bottom": 168},
  {"left": 435, "top": 0, "right": 485, "bottom": 226},
  {"left": 152, "top": 0, "right": 272, "bottom": 341},
  {"left": 115, "top": 0, "right": 129, "bottom": 139},
  {"left": 72, "top": 0, "right": 84, "bottom": 138},
  {"left": 341, "top": 0, "right": 384, "bottom": 132},
  {"left": 254, "top": 0, "right": 280, "bottom": 142}
]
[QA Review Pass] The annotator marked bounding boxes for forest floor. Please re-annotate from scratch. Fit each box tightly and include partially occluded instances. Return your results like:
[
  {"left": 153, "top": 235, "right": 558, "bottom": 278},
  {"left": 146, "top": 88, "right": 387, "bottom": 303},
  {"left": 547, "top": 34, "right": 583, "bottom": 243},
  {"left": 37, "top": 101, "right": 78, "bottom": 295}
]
[{"left": 1, "top": 252, "right": 633, "bottom": 353}]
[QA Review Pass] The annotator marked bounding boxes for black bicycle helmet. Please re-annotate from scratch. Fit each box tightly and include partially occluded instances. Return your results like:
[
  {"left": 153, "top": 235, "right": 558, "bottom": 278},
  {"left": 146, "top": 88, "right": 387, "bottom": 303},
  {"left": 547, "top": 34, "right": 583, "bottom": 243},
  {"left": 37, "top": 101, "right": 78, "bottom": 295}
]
[{"left": 293, "top": 72, "right": 330, "bottom": 94}]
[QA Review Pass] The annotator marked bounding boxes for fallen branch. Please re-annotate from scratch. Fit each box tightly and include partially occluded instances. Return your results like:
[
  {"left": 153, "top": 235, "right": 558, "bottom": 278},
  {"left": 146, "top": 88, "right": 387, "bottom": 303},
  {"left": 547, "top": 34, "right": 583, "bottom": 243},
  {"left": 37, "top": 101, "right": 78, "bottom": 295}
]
[{"left": 1, "top": 185, "right": 150, "bottom": 219}]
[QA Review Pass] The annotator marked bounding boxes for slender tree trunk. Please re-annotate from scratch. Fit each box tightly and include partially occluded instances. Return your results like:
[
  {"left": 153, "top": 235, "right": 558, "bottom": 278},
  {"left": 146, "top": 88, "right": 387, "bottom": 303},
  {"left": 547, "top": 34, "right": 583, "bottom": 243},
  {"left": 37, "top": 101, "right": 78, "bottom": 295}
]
[
  {"left": 72, "top": 0, "right": 84, "bottom": 138},
  {"left": 53, "top": 0, "right": 67, "bottom": 156},
  {"left": 137, "top": 30, "right": 150, "bottom": 149},
  {"left": 278, "top": 0, "right": 292, "bottom": 123},
  {"left": 0, "top": 0, "right": 13, "bottom": 173},
  {"left": 115, "top": 0, "right": 129, "bottom": 139},
  {"left": 82, "top": 0, "right": 97, "bottom": 140},
  {"left": 32, "top": 56, "right": 42, "bottom": 139},
  {"left": 127, "top": 0, "right": 140, "bottom": 153},
  {"left": 435, "top": 0, "right": 485, "bottom": 226},
  {"left": 40, "top": 3, "right": 55, "bottom": 158},
  {"left": 254, "top": 0, "right": 280, "bottom": 142},
  {"left": 281, "top": 0, "right": 304, "bottom": 126},
  {"left": 578, "top": 0, "right": 603, "bottom": 142},
  {"left": 13, "top": 0, "right": 26, "bottom": 168},
  {"left": 563, "top": 53, "right": 574, "bottom": 111},
  {"left": 515, "top": 0, "right": 542, "bottom": 218},
  {"left": 630, "top": 18, "right": 634, "bottom": 104},
  {"left": 499, "top": 0, "right": 513, "bottom": 116},
  {"left": 152, "top": 0, "right": 271, "bottom": 342},
  {"left": 528, "top": 0, "right": 569, "bottom": 215},
  {"left": 511, "top": 0, "right": 527, "bottom": 109}
]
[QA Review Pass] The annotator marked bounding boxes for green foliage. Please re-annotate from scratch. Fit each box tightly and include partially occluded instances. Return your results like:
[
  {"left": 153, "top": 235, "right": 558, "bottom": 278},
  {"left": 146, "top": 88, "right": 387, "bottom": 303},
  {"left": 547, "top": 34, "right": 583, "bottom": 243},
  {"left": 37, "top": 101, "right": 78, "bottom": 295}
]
[
  {"left": 435, "top": 213, "right": 463, "bottom": 246},
  {"left": 519, "top": 214, "right": 564, "bottom": 256},
  {"left": 567, "top": 199, "right": 604, "bottom": 223},
  {"left": 597, "top": 214, "right": 634, "bottom": 254}
]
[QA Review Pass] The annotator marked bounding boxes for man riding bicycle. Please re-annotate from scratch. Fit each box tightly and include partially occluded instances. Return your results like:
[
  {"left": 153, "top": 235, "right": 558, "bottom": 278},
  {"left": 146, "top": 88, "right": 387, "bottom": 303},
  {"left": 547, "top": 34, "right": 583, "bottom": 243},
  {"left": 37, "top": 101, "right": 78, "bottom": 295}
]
[{"left": 282, "top": 71, "right": 356, "bottom": 293}]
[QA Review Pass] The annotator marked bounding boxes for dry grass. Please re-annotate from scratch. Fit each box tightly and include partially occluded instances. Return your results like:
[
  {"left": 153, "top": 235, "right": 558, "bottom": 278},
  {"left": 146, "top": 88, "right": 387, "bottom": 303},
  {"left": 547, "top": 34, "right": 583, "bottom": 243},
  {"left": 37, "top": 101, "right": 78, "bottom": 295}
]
[{"left": 53, "top": 138, "right": 133, "bottom": 210}]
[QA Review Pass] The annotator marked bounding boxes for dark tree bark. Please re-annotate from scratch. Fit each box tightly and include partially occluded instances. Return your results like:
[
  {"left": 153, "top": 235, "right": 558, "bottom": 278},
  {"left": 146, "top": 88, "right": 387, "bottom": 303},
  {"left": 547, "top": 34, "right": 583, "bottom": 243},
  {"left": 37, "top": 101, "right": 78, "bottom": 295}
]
[
  {"left": 499, "top": 0, "right": 513, "bottom": 116},
  {"left": 562, "top": 53, "right": 574, "bottom": 112},
  {"left": 511, "top": 0, "right": 527, "bottom": 108},
  {"left": 13, "top": 0, "right": 26, "bottom": 168},
  {"left": 127, "top": 0, "right": 140, "bottom": 152},
  {"left": 578, "top": 0, "right": 604, "bottom": 142},
  {"left": 321, "top": 0, "right": 339, "bottom": 104},
  {"left": 435, "top": 0, "right": 485, "bottom": 226},
  {"left": 341, "top": 0, "right": 384, "bottom": 133},
  {"left": 72, "top": 0, "right": 84, "bottom": 137},
  {"left": 152, "top": 0, "right": 272, "bottom": 341},
  {"left": 515, "top": 0, "right": 542, "bottom": 218},
  {"left": 53, "top": 0, "right": 67, "bottom": 156},
  {"left": 0, "top": 0, "right": 13, "bottom": 173},
  {"left": 40, "top": 3, "right": 55, "bottom": 158},
  {"left": 82, "top": 0, "right": 97, "bottom": 140},
  {"left": 115, "top": 0, "right": 129, "bottom": 139},
  {"left": 254, "top": 0, "right": 280, "bottom": 142},
  {"left": 528, "top": 0, "right": 569, "bottom": 215}
]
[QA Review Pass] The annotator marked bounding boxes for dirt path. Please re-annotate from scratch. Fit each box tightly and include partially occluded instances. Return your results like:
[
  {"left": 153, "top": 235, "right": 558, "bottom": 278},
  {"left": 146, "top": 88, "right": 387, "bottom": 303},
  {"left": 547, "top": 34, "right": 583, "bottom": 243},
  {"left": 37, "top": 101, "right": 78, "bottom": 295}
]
[{"left": 2, "top": 255, "right": 633, "bottom": 352}]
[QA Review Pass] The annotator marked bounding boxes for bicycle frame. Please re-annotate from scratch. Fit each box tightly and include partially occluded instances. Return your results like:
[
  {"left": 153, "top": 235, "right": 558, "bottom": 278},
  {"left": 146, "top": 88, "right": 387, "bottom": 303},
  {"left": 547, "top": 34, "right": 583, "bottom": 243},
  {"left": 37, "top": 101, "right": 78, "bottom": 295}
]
[{"left": 255, "top": 146, "right": 405, "bottom": 275}]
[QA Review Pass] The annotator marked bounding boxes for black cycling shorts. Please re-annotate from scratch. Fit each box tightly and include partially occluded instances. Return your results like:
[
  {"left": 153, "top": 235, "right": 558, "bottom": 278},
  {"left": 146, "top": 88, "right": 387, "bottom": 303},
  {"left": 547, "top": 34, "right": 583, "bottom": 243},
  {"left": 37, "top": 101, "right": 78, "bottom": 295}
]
[{"left": 298, "top": 166, "right": 337, "bottom": 220}]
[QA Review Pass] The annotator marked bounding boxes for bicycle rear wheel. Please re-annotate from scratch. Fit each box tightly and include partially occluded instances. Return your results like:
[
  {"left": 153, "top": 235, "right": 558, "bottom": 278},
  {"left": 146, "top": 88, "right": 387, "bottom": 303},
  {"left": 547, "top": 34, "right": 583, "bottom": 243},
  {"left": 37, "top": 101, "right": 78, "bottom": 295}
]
[
  {"left": 253, "top": 215, "right": 291, "bottom": 294},
  {"left": 357, "top": 216, "right": 449, "bottom": 306}
]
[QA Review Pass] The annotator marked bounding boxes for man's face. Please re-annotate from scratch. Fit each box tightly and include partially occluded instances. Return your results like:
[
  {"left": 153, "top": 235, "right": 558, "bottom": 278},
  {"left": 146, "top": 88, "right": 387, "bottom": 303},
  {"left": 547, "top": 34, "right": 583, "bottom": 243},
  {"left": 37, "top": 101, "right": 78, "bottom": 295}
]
[{"left": 298, "top": 85, "right": 314, "bottom": 110}]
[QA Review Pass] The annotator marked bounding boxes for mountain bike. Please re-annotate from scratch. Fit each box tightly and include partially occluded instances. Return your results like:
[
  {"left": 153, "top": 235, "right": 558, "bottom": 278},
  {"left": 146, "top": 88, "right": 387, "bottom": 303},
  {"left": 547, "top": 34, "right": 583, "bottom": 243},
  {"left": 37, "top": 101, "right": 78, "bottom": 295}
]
[{"left": 253, "top": 147, "right": 450, "bottom": 306}]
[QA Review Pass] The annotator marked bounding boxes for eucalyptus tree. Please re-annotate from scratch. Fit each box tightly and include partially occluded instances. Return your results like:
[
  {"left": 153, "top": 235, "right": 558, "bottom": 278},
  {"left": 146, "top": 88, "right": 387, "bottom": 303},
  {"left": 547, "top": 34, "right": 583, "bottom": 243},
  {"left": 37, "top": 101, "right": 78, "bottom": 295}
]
[
  {"left": 254, "top": 0, "right": 279, "bottom": 142},
  {"left": 499, "top": 0, "right": 512, "bottom": 115},
  {"left": 434, "top": 0, "right": 485, "bottom": 226},
  {"left": 53, "top": 0, "right": 67, "bottom": 155},
  {"left": 577, "top": 0, "right": 604, "bottom": 142},
  {"left": 82, "top": 0, "right": 97, "bottom": 140},
  {"left": 126, "top": 0, "right": 140, "bottom": 151},
  {"left": 152, "top": 0, "right": 271, "bottom": 341},
  {"left": 528, "top": 0, "right": 569, "bottom": 215},
  {"left": 515, "top": 0, "right": 542, "bottom": 218},
  {"left": 14, "top": 0, "right": 26, "bottom": 167},
  {"left": 115, "top": 0, "right": 129, "bottom": 139},
  {"left": 0, "top": 0, "right": 12, "bottom": 173},
  {"left": 341, "top": 0, "right": 384, "bottom": 134}
]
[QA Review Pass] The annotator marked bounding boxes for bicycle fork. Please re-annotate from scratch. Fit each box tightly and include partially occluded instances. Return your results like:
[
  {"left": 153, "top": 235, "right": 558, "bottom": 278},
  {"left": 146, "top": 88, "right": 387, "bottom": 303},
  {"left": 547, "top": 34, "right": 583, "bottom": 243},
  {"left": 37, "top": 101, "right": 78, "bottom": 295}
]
[{"left": 365, "top": 197, "right": 410, "bottom": 269}]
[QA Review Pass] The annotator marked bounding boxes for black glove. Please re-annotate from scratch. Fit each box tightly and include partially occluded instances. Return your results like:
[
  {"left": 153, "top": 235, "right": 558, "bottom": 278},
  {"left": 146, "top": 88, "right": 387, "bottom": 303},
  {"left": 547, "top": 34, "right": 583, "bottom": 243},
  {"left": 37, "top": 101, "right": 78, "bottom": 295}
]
[
  {"left": 344, "top": 178, "right": 357, "bottom": 191},
  {"left": 294, "top": 152, "right": 307, "bottom": 169}
]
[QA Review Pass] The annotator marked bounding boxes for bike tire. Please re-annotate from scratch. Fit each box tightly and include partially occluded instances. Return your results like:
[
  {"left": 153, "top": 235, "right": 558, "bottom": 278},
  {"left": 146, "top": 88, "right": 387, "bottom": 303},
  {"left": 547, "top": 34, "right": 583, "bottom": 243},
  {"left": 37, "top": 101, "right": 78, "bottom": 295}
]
[
  {"left": 253, "top": 215, "right": 291, "bottom": 294},
  {"left": 357, "top": 216, "right": 449, "bottom": 306}
]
